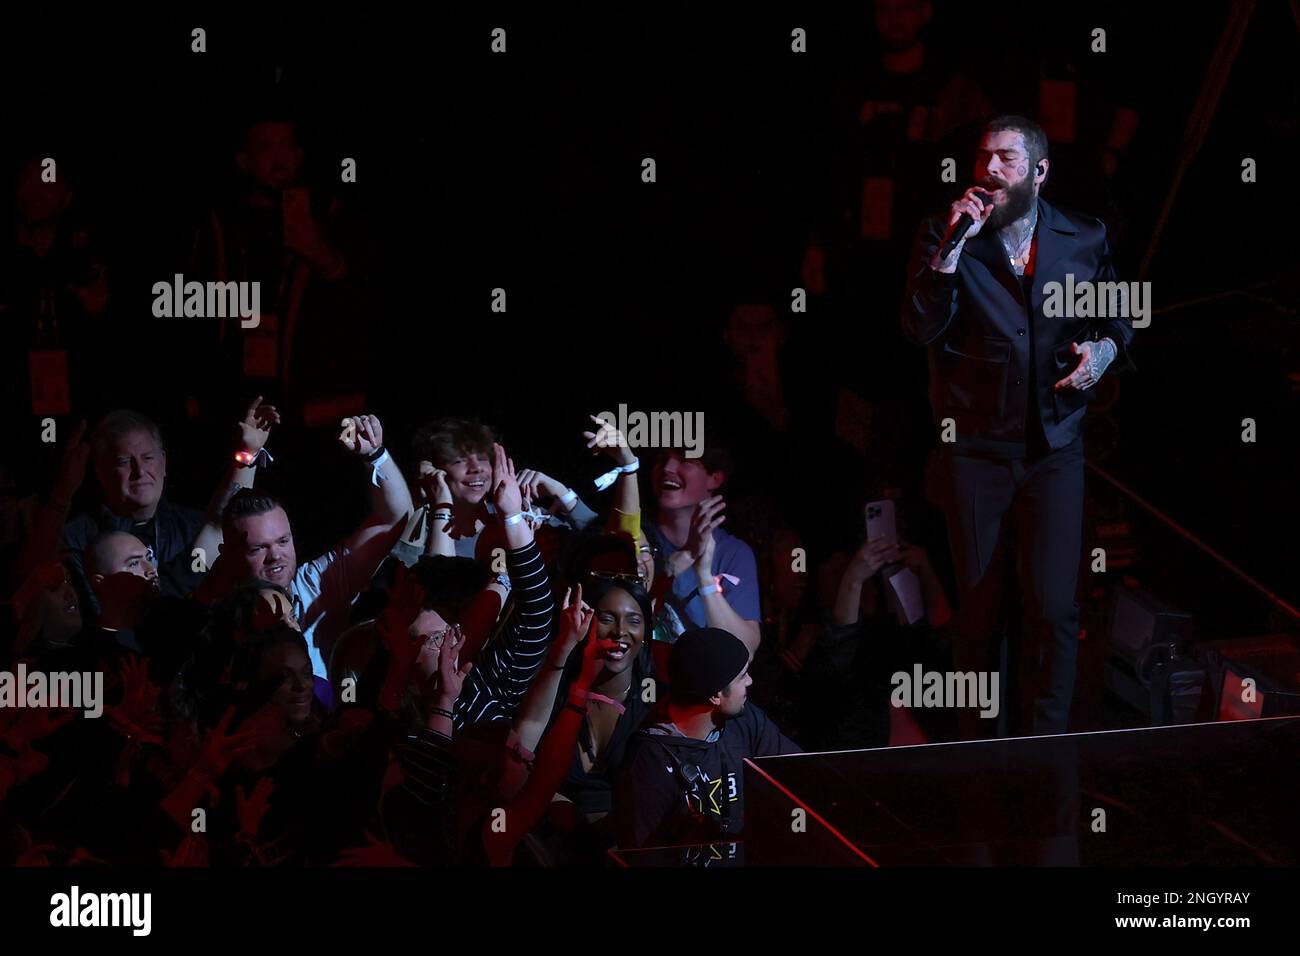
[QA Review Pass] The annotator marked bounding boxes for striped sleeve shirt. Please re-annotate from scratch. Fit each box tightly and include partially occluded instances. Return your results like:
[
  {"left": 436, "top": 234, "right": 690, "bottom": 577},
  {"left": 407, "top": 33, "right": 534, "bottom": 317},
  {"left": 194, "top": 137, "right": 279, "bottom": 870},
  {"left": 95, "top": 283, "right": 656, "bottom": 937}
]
[{"left": 453, "top": 538, "right": 554, "bottom": 729}]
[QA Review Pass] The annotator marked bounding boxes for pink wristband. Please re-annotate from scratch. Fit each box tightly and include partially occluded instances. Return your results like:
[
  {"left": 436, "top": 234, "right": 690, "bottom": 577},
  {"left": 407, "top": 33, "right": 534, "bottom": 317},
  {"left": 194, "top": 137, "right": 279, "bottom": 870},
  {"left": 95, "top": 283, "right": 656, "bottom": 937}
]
[{"left": 585, "top": 693, "right": 626, "bottom": 715}]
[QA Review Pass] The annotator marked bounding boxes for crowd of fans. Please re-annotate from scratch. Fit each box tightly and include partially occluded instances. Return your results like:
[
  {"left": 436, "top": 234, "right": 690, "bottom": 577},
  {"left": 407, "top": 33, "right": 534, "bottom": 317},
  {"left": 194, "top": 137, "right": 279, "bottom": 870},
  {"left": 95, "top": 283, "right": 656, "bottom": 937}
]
[{"left": 0, "top": 401, "right": 964, "bottom": 866}]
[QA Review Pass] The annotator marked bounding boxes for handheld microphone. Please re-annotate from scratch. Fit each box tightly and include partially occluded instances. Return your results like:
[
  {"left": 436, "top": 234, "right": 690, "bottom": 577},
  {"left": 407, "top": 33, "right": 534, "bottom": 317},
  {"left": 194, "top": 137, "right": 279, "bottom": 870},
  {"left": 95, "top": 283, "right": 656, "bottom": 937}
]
[{"left": 939, "top": 188, "right": 995, "bottom": 259}]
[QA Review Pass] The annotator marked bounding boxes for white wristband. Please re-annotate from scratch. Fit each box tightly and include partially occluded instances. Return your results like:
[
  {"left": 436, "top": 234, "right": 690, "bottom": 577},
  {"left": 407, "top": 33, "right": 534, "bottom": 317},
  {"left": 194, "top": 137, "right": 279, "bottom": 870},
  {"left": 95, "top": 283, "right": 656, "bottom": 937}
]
[
  {"left": 368, "top": 448, "right": 391, "bottom": 487},
  {"left": 593, "top": 458, "right": 640, "bottom": 492},
  {"left": 559, "top": 488, "right": 579, "bottom": 510},
  {"left": 503, "top": 512, "right": 525, "bottom": 527}
]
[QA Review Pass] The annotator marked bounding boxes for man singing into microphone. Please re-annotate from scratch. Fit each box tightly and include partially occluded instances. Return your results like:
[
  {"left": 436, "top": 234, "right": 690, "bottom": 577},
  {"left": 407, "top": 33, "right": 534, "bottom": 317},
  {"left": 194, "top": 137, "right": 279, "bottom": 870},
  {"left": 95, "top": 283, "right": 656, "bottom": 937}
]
[{"left": 901, "top": 115, "right": 1135, "bottom": 738}]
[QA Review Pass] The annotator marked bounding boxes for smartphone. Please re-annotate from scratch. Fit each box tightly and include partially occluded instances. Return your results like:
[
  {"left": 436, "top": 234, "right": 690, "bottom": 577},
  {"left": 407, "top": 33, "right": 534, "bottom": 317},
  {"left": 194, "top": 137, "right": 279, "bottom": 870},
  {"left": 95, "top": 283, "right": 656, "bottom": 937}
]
[{"left": 864, "top": 499, "right": 898, "bottom": 545}]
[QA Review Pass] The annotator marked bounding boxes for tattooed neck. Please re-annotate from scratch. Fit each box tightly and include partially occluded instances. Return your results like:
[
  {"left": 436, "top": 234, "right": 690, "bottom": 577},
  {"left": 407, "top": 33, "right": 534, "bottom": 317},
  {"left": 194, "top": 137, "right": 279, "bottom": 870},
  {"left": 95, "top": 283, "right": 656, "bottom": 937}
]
[{"left": 999, "top": 203, "right": 1038, "bottom": 243}]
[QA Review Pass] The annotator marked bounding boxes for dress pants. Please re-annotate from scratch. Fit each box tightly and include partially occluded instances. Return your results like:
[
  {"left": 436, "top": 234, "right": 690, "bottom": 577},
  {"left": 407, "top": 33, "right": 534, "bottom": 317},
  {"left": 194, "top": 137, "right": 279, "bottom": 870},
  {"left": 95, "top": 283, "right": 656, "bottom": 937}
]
[{"left": 939, "top": 438, "right": 1086, "bottom": 739}]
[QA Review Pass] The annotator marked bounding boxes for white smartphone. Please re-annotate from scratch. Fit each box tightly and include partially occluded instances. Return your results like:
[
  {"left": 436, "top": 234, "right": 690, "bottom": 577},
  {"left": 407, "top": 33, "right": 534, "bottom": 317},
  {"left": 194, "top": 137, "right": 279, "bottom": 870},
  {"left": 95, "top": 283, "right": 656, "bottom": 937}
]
[{"left": 864, "top": 499, "right": 898, "bottom": 545}]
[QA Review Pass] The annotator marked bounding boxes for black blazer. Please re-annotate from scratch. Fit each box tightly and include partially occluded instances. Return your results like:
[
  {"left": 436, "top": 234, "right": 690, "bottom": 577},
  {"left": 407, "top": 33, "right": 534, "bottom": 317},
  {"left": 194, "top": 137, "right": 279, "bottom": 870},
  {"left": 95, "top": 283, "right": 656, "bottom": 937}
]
[{"left": 901, "top": 198, "right": 1135, "bottom": 451}]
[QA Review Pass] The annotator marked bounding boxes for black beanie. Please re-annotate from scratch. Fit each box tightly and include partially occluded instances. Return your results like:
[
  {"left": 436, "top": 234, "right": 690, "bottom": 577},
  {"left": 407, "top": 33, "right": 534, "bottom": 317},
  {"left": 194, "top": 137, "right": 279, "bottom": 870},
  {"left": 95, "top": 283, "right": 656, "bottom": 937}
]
[{"left": 668, "top": 628, "right": 750, "bottom": 705}]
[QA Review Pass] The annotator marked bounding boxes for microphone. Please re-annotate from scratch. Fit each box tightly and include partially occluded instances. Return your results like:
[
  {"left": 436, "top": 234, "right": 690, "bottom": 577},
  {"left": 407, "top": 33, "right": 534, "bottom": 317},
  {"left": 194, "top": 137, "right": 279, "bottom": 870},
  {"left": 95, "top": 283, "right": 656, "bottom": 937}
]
[{"left": 939, "top": 188, "right": 995, "bottom": 259}]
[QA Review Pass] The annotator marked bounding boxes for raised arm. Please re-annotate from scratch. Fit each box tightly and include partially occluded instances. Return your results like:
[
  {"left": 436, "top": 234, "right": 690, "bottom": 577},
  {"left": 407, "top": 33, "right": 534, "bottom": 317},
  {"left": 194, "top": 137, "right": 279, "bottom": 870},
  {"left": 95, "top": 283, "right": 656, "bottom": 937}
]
[
  {"left": 514, "top": 585, "right": 593, "bottom": 752},
  {"left": 516, "top": 466, "right": 598, "bottom": 530},
  {"left": 193, "top": 396, "right": 280, "bottom": 562},
  {"left": 337, "top": 413, "right": 415, "bottom": 553},
  {"left": 484, "top": 617, "right": 606, "bottom": 865},
  {"left": 583, "top": 414, "right": 642, "bottom": 540},
  {"left": 678, "top": 498, "right": 761, "bottom": 654},
  {"left": 421, "top": 468, "right": 457, "bottom": 558},
  {"left": 455, "top": 445, "right": 556, "bottom": 726}
]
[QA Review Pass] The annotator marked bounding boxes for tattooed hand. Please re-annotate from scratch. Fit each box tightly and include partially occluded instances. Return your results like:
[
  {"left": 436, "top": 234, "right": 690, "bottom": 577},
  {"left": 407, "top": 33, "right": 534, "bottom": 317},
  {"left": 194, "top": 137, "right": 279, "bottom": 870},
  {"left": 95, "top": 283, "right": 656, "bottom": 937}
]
[{"left": 1054, "top": 339, "right": 1116, "bottom": 392}]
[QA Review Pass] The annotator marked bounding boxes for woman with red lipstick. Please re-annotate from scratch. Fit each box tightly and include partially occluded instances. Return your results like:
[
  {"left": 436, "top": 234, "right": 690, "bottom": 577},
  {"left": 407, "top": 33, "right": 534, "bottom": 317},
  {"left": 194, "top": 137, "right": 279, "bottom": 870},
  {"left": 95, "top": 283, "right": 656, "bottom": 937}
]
[{"left": 513, "top": 577, "right": 657, "bottom": 839}]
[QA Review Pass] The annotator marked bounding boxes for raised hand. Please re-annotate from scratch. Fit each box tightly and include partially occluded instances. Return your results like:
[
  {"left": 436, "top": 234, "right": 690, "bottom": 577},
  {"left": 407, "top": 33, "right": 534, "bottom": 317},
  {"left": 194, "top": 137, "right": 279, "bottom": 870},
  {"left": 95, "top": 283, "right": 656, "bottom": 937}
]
[
  {"left": 579, "top": 613, "right": 609, "bottom": 686},
  {"left": 686, "top": 496, "right": 727, "bottom": 576},
  {"left": 106, "top": 655, "right": 163, "bottom": 746},
  {"left": 238, "top": 395, "right": 281, "bottom": 455},
  {"left": 583, "top": 414, "right": 636, "bottom": 467},
  {"left": 234, "top": 777, "right": 275, "bottom": 838},
  {"left": 418, "top": 468, "right": 453, "bottom": 508},
  {"left": 431, "top": 625, "right": 474, "bottom": 703},
  {"left": 490, "top": 443, "right": 523, "bottom": 516},
  {"left": 516, "top": 468, "right": 569, "bottom": 509},
  {"left": 195, "top": 707, "right": 262, "bottom": 783},
  {"left": 338, "top": 413, "right": 384, "bottom": 457},
  {"left": 556, "top": 584, "right": 595, "bottom": 654}
]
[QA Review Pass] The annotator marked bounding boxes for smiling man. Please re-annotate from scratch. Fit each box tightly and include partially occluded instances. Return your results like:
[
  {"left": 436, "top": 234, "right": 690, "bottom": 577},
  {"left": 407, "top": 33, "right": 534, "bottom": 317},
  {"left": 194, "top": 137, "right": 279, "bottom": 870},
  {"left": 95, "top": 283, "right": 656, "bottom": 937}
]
[
  {"left": 648, "top": 446, "right": 761, "bottom": 654},
  {"left": 901, "top": 114, "right": 1136, "bottom": 738},
  {"left": 401, "top": 417, "right": 599, "bottom": 565},
  {"left": 219, "top": 413, "right": 412, "bottom": 678},
  {"left": 614, "top": 627, "right": 799, "bottom": 849}
]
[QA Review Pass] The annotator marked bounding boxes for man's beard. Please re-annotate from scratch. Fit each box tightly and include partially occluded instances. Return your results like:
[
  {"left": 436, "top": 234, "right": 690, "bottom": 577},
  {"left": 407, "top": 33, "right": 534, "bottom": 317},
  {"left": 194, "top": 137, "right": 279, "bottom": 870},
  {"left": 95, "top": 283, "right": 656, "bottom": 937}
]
[{"left": 984, "top": 175, "right": 1037, "bottom": 231}]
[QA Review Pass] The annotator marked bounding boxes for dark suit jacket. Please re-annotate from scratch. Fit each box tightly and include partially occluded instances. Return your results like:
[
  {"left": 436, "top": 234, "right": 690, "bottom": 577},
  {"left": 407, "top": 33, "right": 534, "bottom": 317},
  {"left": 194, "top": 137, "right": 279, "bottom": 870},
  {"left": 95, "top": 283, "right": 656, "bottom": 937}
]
[{"left": 901, "top": 197, "right": 1135, "bottom": 452}]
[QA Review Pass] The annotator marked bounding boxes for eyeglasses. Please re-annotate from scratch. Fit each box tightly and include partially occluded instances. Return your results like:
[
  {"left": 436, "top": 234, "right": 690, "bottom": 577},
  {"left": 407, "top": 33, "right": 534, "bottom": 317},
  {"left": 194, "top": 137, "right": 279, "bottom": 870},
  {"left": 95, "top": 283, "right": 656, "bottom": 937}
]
[
  {"left": 420, "top": 623, "right": 462, "bottom": 649},
  {"left": 588, "top": 570, "right": 647, "bottom": 586}
]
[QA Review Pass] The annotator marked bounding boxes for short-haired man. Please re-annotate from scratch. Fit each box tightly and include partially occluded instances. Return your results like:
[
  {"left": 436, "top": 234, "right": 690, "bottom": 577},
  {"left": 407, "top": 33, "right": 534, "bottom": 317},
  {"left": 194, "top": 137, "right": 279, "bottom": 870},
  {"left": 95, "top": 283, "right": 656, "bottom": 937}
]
[
  {"left": 648, "top": 447, "right": 762, "bottom": 654},
  {"left": 614, "top": 627, "right": 799, "bottom": 848},
  {"left": 35, "top": 531, "right": 161, "bottom": 674},
  {"left": 62, "top": 410, "right": 204, "bottom": 601},
  {"left": 219, "top": 413, "right": 412, "bottom": 678}
]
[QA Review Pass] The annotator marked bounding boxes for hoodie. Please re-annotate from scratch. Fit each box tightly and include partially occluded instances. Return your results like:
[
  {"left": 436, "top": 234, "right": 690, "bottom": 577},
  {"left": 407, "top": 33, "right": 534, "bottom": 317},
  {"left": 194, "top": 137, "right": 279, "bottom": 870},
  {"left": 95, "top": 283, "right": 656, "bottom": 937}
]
[{"left": 614, "top": 702, "right": 800, "bottom": 849}]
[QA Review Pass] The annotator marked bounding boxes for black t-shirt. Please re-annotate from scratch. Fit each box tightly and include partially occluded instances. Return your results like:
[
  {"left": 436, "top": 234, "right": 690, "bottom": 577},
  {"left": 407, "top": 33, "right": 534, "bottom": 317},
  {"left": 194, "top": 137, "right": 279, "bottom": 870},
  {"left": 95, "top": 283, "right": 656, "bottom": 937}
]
[{"left": 614, "top": 702, "right": 800, "bottom": 849}]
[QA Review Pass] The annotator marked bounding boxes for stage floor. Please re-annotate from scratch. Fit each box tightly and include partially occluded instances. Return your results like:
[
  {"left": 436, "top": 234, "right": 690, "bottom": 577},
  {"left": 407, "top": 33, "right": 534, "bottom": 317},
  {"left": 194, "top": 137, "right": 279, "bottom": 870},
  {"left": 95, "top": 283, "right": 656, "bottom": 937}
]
[{"left": 610, "top": 716, "right": 1300, "bottom": 866}]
